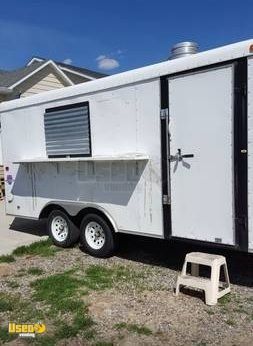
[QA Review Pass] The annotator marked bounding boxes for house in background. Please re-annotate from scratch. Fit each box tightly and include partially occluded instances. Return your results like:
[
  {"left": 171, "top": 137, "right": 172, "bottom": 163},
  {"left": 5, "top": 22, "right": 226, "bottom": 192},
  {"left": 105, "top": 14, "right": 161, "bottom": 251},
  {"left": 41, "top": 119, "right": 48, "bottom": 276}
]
[
  {"left": 0, "top": 57, "right": 106, "bottom": 101},
  {"left": 0, "top": 57, "right": 106, "bottom": 198}
]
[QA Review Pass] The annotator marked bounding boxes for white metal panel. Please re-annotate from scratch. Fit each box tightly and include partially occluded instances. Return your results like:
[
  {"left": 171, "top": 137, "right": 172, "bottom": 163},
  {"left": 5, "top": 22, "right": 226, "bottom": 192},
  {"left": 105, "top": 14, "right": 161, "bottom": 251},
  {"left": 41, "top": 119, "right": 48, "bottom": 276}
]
[
  {"left": 1, "top": 79, "right": 163, "bottom": 237},
  {"left": 0, "top": 112, "right": 3, "bottom": 165},
  {"left": 169, "top": 66, "right": 234, "bottom": 244},
  {"left": 0, "top": 131, "right": 2, "bottom": 165},
  {"left": 1, "top": 105, "right": 47, "bottom": 163},
  {"left": 247, "top": 57, "right": 253, "bottom": 251}
]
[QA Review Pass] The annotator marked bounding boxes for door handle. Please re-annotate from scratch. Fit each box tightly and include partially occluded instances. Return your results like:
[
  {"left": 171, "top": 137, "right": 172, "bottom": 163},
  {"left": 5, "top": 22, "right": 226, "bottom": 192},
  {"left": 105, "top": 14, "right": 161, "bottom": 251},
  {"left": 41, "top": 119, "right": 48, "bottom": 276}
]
[
  {"left": 181, "top": 154, "right": 194, "bottom": 159},
  {"left": 169, "top": 149, "right": 194, "bottom": 161}
]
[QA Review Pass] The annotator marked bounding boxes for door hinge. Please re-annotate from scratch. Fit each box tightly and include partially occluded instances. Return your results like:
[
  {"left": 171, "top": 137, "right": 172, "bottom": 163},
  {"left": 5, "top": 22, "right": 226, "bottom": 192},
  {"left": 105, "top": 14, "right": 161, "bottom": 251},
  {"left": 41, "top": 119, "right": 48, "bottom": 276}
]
[
  {"left": 163, "top": 194, "right": 170, "bottom": 205},
  {"left": 160, "top": 108, "right": 168, "bottom": 120}
]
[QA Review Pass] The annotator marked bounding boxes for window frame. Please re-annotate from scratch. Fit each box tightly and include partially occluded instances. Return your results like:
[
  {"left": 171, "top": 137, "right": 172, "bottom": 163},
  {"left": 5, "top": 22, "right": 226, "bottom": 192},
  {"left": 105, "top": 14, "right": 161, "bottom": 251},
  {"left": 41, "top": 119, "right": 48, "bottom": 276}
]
[{"left": 44, "top": 101, "right": 92, "bottom": 158}]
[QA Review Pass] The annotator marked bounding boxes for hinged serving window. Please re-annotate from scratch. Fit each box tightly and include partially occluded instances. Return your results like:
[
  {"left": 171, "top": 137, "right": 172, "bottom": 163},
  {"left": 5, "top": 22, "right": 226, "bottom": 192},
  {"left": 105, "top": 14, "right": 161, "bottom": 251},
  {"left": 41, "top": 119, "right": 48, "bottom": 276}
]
[{"left": 44, "top": 102, "right": 91, "bottom": 157}]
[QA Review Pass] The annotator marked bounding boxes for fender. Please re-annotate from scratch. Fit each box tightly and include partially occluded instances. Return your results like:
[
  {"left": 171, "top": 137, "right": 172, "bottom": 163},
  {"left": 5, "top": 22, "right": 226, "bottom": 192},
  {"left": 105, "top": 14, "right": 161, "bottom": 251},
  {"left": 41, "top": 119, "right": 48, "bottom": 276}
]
[{"left": 39, "top": 200, "right": 119, "bottom": 233}]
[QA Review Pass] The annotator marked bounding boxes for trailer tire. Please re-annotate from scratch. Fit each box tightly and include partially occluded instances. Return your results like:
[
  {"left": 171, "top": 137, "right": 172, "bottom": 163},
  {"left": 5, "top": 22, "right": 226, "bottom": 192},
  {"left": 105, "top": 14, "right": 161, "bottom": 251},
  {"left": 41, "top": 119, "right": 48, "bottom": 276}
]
[
  {"left": 80, "top": 213, "right": 116, "bottom": 258},
  {"left": 48, "top": 210, "right": 80, "bottom": 248}
]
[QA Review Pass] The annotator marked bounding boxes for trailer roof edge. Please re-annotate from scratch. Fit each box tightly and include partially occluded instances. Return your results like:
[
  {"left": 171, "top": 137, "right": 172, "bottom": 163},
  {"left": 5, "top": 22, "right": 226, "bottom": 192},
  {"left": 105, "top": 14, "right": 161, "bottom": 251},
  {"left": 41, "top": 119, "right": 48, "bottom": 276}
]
[{"left": 1, "top": 39, "right": 253, "bottom": 112}]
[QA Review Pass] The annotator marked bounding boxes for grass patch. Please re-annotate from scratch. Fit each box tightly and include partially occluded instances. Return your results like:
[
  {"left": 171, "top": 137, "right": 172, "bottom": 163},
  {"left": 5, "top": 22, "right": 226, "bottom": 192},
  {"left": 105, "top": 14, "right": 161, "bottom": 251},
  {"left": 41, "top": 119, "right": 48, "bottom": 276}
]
[
  {"left": 0, "top": 293, "right": 44, "bottom": 323},
  {"left": 15, "top": 301, "right": 45, "bottom": 323},
  {"left": 0, "top": 294, "right": 43, "bottom": 342},
  {"left": 55, "top": 313, "right": 94, "bottom": 340},
  {"left": 30, "top": 270, "right": 95, "bottom": 342},
  {"left": 246, "top": 296, "right": 253, "bottom": 303},
  {"left": 84, "top": 265, "right": 116, "bottom": 290},
  {"left": 0, "top": 275, "right": 94, "bottom": 344},
  {"left": 12, "top": 238, "right": 56, "bottom": 257},
  {"left": 84, "top": 264, "right": 143, "bottom": 291},
  {"left": 0, "top": 326, "right": 16, "bottom": 343},
  {"left": 0, "top": 293, "right": 16, "bottom": 312},
  {"left": 233, "top": 305, "right": 249, "bottom": 315},
  {"left": 114, "top": 322, "right": 152, "bottom": 335},
  {"left": 27, "top": 267, "right": 44, "bottom": 276},
  {"left": 18, "top": 268, "right": 26, "bottom": 273},
  {"left": 15, "top": 268, "right": 26, "bottom": 278},
  {"left": 0, "top": 254, "right": 15, "bottom": 263},
  {"left": 219, "top": 294, "right": 233, "bottom": 306},
  {"left": 31, "top": 270, "right": 85, "bottom": 312},
  {"left": 4, "top": 280, "right": 19, "bottom": 288},
  {"left": 1, "top": 264, "right": 147, "bottom": 344},
  {"left": 226, "top": 319, "right": 236, "bottom": 326}
]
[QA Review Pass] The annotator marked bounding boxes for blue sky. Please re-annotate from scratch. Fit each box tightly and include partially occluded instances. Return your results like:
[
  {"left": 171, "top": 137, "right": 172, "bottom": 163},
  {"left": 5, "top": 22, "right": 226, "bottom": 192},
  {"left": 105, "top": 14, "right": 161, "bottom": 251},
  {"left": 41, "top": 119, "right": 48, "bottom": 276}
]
[{"left": 1, "top": 0, "right": 253, "bottom": 73}]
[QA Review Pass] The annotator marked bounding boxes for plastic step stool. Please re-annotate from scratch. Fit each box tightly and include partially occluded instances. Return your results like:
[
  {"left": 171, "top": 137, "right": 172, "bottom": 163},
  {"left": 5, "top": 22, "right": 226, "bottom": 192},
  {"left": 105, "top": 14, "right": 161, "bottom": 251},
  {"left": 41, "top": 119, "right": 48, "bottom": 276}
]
[{"left": 175, "top": 252, "right": 231, "bottom": 305}]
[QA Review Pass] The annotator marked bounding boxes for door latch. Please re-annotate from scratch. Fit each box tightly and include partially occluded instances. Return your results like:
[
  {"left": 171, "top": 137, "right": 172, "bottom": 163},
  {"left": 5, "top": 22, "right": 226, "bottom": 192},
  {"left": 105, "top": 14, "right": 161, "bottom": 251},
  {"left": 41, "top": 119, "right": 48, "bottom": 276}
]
[
  {"left": 169, "top": 148, "right": 194, "bottom": 162},
  {"left": 163, "top": 194, "right": 170, "bottom": 205}
]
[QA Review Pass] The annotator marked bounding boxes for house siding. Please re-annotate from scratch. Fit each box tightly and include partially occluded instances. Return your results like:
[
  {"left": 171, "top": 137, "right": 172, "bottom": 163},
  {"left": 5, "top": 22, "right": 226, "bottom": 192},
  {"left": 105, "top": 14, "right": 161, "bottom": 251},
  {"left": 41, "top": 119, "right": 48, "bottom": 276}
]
[
  {"left": 19, "top": 66, "right": 69, "bottom": 97},
  {"left": 21, "top": 73, "right": 66, "bottom": 97}
]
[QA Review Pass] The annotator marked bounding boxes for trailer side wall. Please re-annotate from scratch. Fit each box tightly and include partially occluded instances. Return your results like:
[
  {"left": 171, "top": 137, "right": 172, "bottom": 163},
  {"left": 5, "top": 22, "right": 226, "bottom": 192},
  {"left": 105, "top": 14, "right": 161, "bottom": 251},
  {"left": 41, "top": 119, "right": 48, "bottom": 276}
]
[{"left": 1, "top": 79, "right": 164, "bottom": 237}]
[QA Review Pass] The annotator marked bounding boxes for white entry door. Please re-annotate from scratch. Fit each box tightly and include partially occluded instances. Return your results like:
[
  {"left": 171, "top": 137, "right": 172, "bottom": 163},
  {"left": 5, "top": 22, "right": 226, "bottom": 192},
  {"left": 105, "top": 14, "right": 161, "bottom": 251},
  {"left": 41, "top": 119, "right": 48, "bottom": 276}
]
[{"left": 169, "top": 65, "right": 235, "bottom": 245}]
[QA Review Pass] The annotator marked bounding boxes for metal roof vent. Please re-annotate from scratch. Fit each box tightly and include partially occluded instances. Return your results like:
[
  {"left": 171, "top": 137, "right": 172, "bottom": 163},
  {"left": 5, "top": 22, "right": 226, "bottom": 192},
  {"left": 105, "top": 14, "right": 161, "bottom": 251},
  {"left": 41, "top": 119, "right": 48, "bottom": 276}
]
[{"left": 170, "top": 41, "right": 198, "bottom": 59}]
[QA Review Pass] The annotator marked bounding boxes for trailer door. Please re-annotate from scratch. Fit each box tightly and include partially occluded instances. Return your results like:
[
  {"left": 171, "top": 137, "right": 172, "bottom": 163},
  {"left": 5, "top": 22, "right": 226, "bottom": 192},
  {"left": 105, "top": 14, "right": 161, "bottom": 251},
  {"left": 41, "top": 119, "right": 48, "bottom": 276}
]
[{"left": 168, "top": 65, "right": 234, "bottom": 245}]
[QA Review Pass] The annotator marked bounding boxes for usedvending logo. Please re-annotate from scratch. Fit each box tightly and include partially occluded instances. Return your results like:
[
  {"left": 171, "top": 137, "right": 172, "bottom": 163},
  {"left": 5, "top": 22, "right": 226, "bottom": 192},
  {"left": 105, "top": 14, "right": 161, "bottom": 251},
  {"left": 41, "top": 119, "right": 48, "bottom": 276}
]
[{"left": 8, "top": 322, "right": 46, "bottom": 338}]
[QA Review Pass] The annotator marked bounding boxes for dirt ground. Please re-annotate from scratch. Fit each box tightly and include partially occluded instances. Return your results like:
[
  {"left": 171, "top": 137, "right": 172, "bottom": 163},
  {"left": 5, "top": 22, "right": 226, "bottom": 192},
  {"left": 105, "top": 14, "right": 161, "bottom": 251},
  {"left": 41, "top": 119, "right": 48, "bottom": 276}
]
[
  {"left": 0, "top": 201, "right": 46, "bottom": 256},
  {"left": 0, "top": 234, "right": 253, "bottom": 345}
]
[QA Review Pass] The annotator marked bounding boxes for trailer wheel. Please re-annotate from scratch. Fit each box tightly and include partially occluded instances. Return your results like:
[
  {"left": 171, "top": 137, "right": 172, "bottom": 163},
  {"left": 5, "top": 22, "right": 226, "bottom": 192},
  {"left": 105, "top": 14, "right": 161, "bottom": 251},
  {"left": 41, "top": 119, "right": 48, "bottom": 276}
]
[
  {"left": 48, "top": 210, "right": 80, "bottom": 248},
  {"left": 80, "top": 214, "right": 116, "bottom": 258}
]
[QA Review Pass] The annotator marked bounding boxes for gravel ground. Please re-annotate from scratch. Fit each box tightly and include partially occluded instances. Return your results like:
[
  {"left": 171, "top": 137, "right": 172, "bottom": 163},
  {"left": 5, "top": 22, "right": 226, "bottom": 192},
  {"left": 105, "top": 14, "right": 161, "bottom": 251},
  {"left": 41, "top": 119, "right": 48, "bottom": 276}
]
[{"left": 0, "top": 234, "right": 253, "bottom": 345}]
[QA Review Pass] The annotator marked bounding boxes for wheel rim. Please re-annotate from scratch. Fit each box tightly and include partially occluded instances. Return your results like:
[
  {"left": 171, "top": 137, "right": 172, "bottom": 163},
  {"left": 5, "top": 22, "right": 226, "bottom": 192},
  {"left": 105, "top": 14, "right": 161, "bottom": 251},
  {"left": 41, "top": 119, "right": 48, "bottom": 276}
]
[
  {"left": 51, "top": 215, "right": 69, "bottom": 242},
  {"left": 85, "top": 221, "right": 105, "bottom": 250}
]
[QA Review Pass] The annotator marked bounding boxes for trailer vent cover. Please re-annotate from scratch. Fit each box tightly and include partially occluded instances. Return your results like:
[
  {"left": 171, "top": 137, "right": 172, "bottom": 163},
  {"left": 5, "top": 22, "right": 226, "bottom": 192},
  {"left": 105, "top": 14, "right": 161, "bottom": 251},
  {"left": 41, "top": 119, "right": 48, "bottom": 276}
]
[
  {"left": 170, "top": 41, "right": 198, "bottom": 59},
  {"left": 44, "top": 102, "right": 91, "bottom": 157}
]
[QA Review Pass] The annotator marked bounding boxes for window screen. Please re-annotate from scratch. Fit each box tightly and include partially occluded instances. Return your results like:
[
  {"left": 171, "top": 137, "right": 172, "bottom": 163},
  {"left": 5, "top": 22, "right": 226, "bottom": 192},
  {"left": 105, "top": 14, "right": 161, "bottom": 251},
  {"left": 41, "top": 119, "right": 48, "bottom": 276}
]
[{"left": 44, "top": 102, "right": 91, "bottom": 157}]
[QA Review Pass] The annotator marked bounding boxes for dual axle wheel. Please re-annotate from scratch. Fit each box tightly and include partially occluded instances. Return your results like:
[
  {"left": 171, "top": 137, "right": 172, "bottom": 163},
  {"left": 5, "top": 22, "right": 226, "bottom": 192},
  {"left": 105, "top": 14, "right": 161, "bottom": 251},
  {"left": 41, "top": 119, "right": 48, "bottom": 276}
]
[{"left": 47, "top": 210, "right": 116, "bottom": 257}]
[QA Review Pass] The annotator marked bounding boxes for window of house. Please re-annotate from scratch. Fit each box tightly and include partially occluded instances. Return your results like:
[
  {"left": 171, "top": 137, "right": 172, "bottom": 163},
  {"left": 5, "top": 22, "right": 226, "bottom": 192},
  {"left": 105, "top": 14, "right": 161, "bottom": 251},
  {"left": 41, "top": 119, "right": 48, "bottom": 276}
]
[{"left": 44, "top": 102, "right": 91, "bottom": 157}]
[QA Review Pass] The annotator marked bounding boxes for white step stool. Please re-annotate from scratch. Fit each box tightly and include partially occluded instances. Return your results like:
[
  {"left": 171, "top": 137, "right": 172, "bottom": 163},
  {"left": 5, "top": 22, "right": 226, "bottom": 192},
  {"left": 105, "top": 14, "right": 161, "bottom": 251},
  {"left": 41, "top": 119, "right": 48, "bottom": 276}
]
[{"left": 175, "top": 252, "right": 231, "bottom": 305}]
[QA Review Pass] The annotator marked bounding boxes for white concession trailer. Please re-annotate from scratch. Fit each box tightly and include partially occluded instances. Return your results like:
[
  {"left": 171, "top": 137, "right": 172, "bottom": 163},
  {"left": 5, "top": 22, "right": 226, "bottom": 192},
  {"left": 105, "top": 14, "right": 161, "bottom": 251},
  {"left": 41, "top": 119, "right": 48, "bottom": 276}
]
[{"left": 1, "top": 40, "right": 253, "bottom": 256}]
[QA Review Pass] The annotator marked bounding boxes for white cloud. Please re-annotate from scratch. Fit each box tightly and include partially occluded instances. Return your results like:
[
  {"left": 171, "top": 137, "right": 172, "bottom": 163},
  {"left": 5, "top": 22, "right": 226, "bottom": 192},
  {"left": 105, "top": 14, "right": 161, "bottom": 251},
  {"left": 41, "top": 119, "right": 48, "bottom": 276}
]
[
  {"left": 63, "top": 58, "right": 72, "bottom": 65},
  {"left": 96, "top": 55, "right": 106, "bottom": 61},
  {"left": 96, "top": 55, "right": 119, "bottom": 70}
]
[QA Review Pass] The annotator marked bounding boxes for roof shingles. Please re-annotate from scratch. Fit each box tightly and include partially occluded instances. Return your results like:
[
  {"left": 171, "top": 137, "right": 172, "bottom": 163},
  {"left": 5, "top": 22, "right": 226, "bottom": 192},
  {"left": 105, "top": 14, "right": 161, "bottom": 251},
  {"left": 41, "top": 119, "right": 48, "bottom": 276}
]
[
  {"left": 0, "top": 62, "right": 45, "bottom": 87},
  {"left": 56, "top": 60, "right": 107, "bottom": 79}
]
